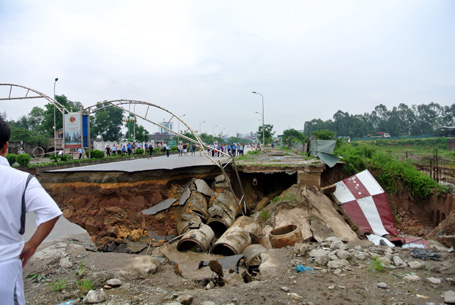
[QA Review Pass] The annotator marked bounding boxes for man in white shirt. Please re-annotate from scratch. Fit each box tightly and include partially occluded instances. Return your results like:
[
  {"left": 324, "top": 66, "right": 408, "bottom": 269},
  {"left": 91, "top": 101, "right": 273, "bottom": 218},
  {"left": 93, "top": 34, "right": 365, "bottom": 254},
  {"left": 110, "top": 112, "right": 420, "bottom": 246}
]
[{"left": 0, "top": 117, "right": 62, "bottom": 305}]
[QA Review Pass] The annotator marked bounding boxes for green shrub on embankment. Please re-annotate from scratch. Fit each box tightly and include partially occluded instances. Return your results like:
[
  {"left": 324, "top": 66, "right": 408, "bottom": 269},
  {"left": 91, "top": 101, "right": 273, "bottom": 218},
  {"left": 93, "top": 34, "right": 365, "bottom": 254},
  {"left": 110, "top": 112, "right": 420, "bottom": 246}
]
[
  {"left": 5, "top": 153, "right": 17, "bottom": 165},
  {"left": 16, "top": 153, "right": 31, "bottom": 167},
  {"left": 335, "top": 142, "right": 447, "bottom": 202}
]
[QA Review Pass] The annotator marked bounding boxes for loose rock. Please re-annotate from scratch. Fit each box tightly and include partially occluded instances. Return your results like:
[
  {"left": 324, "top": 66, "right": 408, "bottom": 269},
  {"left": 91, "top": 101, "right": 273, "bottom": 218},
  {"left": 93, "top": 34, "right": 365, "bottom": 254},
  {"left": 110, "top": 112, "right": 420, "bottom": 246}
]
[
  {"left": 83, "top": 289, "right": 107, "bottom": 304},
  {"left": 176, "top": 294, "right": 194, "bottom": 305},
  {"left": 106, "top": 278, "right": 122, "bottom": 287},
  {"left": 403, "top": 274, "right": 421, "bottom": 282},
  {"left": 377, "top": 282, "right": 388, "bottom": 289},
  {"left": 444, "top": 290, "right": 455, "bottom": 304},
  {"left": 408, "top": 261, "right": 424, "bottom": 269}
]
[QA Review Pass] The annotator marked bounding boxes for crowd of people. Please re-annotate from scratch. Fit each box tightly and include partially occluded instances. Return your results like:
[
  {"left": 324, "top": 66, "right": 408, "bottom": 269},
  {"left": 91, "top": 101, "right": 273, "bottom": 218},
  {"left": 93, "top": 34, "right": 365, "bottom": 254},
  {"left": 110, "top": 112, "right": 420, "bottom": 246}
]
[
  {"left": 176, "top": 142, "right": 256, "bottom": 158},
  {"left": 102, "top": 141, "right": 265, "bottom": 159}
]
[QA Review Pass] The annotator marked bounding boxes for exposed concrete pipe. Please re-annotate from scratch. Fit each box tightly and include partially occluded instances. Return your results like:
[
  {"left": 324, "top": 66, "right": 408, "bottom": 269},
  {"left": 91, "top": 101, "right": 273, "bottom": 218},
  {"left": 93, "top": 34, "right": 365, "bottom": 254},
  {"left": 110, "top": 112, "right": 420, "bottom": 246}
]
[
  {"left": 207, "top": 191, "right": 241, "bottom": 238},
  {"left": 176, "top": 224, "right": 215, "bottom": 253},
  {"left": 210, "top": 216, "right": 261, "bottom": 256}
]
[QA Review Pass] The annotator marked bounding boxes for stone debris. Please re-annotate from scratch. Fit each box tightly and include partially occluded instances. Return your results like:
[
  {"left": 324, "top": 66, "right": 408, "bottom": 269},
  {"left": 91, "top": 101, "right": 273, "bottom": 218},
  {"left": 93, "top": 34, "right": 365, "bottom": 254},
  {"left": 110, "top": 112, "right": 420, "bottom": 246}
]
[
  {"left": 392, "top": 255, "right": 406, "bottom": 267},
  {"left": 59, "top": 257, "right": 73, "bottom": 268},
  {"left": 377, "top": 282, "right": 388, "bottom": 289},
  {"left": 176, "top": 294, "right": 194, "bottom": 305},
  {"left": 83, "top": 289, "right": 107, "bottom": 304},
  {"left": 287, "top": 292, "right": 303, "bottom": 301},
  {"left": 426, "top": 277, "right": 441, "bottom": 284},
  {"left": 407, "top": 261, "right": 424, "bottom": 269},
  {"left": 444, "top": 290, "right": 455, "bottom": 304},
  {"left": 106, "top": 278, "right": 122, "bottom": 287},
  {"left": 403, "top": 274, "right": 421, "bottom": 282}
]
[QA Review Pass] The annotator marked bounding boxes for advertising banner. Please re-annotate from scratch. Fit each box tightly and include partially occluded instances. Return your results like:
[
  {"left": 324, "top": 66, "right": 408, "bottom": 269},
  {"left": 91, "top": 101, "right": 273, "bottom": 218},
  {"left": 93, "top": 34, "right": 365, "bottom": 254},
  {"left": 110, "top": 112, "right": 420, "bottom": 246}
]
[{"left": 64, "top": 112, "right": 82, "bottom": 148}]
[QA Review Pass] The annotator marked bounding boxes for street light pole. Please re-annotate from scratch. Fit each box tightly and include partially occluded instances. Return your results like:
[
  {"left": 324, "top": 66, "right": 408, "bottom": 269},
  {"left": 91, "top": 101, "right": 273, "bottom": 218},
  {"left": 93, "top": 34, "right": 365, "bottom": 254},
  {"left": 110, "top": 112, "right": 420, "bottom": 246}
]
[
  {"left": 213, "top": 125, "right": 218, "bottom": 138},
  {"left": 53, "top": 78, "right": 59, "bottom": 157},
  {"left": 252, "top": 91, "right": 265, "bottom": 146},
  {"left": 178, "top": 114, "right": 186, "bottom": 144},
  {"left": 199, "top": 120, "right": 205, "bottom": 134}
]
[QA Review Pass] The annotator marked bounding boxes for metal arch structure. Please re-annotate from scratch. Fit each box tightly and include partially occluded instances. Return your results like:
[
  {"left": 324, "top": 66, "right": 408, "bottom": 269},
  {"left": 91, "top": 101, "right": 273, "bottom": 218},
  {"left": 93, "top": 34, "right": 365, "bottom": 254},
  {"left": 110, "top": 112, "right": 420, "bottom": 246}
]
[
  {"left": 0, "top": 83, "right": 67, "bottom": 114},
  {"left": 0, "top": 85, "right": 247, "bottom": 215},
  {"left": 0, "top": 83, "right": 69, "bottom": 155},
  {"left": 87, "top": 99, "right": 247, "bottom": 215}
]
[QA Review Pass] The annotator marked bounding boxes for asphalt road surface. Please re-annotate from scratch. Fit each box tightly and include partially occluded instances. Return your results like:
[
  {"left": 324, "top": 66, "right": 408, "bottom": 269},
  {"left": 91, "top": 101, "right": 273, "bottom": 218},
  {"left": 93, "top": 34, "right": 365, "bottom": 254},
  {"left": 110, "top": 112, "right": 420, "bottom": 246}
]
[{"left": 48, "top": 152, "right": 231, "bottom": 173}]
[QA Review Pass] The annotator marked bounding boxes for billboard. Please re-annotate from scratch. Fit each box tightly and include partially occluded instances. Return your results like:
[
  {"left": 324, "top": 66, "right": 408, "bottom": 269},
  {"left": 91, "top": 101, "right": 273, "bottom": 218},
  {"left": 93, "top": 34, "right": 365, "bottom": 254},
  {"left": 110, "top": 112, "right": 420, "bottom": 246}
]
[{"left": 64, "top": 112, "right": 82, "bottom": 148}]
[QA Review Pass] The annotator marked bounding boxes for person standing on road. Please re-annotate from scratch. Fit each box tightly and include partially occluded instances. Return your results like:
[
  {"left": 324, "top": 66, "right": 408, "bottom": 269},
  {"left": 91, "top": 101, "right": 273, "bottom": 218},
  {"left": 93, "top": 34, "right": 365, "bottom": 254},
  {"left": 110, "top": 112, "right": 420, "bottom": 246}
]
[
  {"left": 0, "top": 117, "right": 62, "bottom": 305},
  {"left": 148, "top": 143, "right": 153, "bottom": 159},
  {"left": 105, "top": 144, "right": 111, "bottom": 157},
  {"left": 127, "top": 143, "right": 132, "bottom": 156},
  {"left": 232, "top": 143, "right": 237, "bottom": 157},
  {"left": 178, "top": 143, "right": 182, "bottom": 157},
  {"left": 165, "top": 143, "right": 170, "bottom": 157},
  {"left": 240, "top": 143, "right": 245, "bottom": 156},
  {"left": 77, "top": 147, "right": 84, "bottom": 159}
]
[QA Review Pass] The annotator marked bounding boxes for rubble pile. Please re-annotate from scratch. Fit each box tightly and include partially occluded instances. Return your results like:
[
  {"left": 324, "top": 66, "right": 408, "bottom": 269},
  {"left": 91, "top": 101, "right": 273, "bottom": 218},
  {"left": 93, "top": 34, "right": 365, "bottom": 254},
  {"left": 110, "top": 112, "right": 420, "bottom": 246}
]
[
  {"left": 23, "top": 231, "right": 455, "bottom": 304},
  {"left": 23, "top": 174, "right": 455, "bottom": 304}
]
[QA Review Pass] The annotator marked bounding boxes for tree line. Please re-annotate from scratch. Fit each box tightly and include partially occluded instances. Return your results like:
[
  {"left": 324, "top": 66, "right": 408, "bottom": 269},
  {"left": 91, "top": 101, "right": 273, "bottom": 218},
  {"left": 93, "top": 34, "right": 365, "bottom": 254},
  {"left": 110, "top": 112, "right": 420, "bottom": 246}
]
[
  {"left": 2, "top": 96, "right": 150, "bottom": 147},
  {"left": 303, "top": 102, "right": 455, "bottom": 138}
]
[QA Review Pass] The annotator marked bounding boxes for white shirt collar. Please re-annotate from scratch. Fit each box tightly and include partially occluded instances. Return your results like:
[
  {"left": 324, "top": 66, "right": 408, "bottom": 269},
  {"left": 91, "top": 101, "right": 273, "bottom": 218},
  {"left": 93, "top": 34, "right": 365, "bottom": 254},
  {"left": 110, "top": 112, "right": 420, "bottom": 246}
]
[{"left": 0, "top": 155, "right": 10, "bottom": 167}]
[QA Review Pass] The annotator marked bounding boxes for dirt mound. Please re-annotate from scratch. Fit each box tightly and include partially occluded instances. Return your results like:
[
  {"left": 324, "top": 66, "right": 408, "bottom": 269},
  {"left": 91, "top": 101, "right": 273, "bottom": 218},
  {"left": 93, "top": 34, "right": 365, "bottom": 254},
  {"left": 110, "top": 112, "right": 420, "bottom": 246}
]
[{"left": 427, "top": 210, "right": 455, "bottom": 248}]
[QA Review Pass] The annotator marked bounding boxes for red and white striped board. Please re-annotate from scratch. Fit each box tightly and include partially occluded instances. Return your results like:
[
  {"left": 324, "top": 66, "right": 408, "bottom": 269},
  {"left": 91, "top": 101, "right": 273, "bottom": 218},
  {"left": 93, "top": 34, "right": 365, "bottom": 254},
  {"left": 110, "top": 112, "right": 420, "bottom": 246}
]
[{"left": 333, "top": 170, "right": 399, "bottom": 236}]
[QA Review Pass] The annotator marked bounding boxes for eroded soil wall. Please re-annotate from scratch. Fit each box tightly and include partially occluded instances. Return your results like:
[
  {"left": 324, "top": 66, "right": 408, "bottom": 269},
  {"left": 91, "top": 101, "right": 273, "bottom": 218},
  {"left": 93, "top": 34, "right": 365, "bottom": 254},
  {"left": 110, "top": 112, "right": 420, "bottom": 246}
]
[{"left": 38, "top": 166, "right": 222, "bottom": 246}]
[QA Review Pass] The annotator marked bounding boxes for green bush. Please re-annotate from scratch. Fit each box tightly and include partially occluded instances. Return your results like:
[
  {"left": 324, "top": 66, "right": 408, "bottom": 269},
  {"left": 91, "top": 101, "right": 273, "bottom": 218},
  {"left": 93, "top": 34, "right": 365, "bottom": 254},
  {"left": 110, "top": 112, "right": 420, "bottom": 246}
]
[
  {"left": 5, "top": 153, "right": 16, "bottom": 166},
  {"left": 60, "top": 154, "right": 72, "bottom": 162},
  {"left": 16, "top": 153, "right": 31, "bottom": 167},
  {"left": 335, "top": 142, "right": 446, "bottom": 202},
  {"left": 170, "top": 147, "right": 178, "bottom": 152},
  {"left": 85, "top": 150, "right": 105, "bottom": 159},
  {"left": 135, "top": 148, "right": 144, "bottom": 155}
]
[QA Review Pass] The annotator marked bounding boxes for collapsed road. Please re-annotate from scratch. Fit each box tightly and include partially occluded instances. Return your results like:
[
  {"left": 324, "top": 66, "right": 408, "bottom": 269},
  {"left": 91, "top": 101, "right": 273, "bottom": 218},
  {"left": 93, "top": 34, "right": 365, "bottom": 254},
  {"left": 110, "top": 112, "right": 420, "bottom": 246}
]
[{"left": 22, "top": 149, "right": 455, "bottom": 304}]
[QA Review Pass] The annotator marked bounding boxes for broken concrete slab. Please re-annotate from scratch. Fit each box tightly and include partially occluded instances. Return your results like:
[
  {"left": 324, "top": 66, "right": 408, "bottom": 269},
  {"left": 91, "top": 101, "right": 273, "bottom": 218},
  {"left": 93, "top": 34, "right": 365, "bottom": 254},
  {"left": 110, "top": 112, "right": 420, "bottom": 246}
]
[
  {"left": 179, "top": 187, "right": 191, "bottom": 206},
  {"left": 302, "top": 186, "right": 358, "bottom": 242},
  {"left": 195, "top": 179, "right": 215, "bottom": 197},
  {"left": 310, "top": 217, "right": 337, "bottom": 242},
  {"left": 142, "top": 198, "right": 177, "bottom": 215}
]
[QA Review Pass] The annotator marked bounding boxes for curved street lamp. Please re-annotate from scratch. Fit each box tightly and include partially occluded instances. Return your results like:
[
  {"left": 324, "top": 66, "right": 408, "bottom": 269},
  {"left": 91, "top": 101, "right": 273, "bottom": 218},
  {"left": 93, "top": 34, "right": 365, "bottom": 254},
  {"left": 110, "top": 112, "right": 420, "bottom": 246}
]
[
  {"left": 53, "top": 78, "right": 59, "bottom": 156},
  {"left": 252, "top": 91, "right": 265, "bottom": 146},
  {"left": 199, "top": 120, "right": 205, "bottom": 134},
  {"left": 178, "top": 114, "right": 186, "bottom": 143}
]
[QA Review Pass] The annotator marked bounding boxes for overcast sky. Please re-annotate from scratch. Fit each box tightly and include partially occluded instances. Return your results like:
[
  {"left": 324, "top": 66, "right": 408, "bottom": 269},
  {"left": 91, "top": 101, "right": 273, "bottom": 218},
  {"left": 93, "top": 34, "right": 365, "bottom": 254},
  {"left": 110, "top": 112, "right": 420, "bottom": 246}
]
[{"left": 1, "top": 0, "right": 454, "bottom": 137}]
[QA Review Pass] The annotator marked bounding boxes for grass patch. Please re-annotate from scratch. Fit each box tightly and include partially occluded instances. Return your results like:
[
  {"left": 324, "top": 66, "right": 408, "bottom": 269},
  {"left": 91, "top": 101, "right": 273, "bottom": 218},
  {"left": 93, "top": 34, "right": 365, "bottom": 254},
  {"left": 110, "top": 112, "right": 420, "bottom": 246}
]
[
  {"left": 48, "top": 279, "right": 68, "bottom": 292},
  {"left": 27, "top": 273, "right": 46, "bottom": 282},
  {"left": 260, "top": 209, "right": 271, "bottom": 221},
  {"left": 76, "top": 279, "right": 94, "bottom": 293},
  {"left": 369, "top": 257, "right": 385, "bottom": 272}
]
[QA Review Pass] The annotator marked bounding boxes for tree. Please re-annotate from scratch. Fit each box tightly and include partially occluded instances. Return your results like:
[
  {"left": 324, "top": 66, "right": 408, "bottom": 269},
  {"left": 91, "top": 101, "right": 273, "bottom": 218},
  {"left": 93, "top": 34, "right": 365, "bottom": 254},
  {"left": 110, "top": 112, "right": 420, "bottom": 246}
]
[
  {"left": 27, "top": 107, "right": 46, "bottom": 134},
  {"left": 257, "top": 124, "right": 275, "bottom": 144},
  {"left": 311, "top": 129, "right": 336, "bottom": 140},
  {"left": 133, "top": 123, "right": 149, "bottom": 142},
  {"left": 304, "top": 119, "right": 334, "bottom": 136},
  {"left": 92, "top": 102, "right": 124, "bottom": 141},
  {"left": 411, "top": 102, "right": 442, "bottom": 135},
  {"left": 40, "top": 95, "right": 83, "bottom": 137},
  {"left": 282, "top": 128, "right": 307, "bottom": 146}
]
